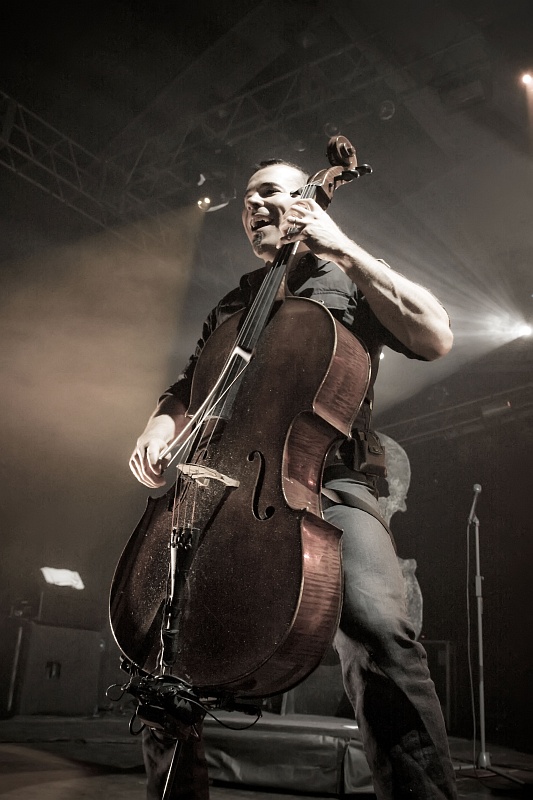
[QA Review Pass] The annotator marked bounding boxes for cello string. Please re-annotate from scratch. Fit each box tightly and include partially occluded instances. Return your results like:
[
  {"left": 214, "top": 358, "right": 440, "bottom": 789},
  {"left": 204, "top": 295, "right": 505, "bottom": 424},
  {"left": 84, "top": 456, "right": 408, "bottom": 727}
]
[
  {"left": 196, "top": 184, "right": 319, "bottom": 428},
  {"left": 160, "top": 370, "right": 232, "bottom": 461},
  {"left": 163, "top": 183, "right": 320, "bottom": 468},
  {"left": 234, "top": 198, "right": 310, "bottom": 345},
  {"left": 157, "top": 474, "right": 203, "bottom": 674},
  {"left": 161, "top": 345, "right": 252, "bottom": 464},
  {"left": 162, "top": 391, "right": 229, "bottom": 468},
  {"left": 165, "top": 187, "right": 315, "bottom": 465},
  {"left": 156, "top": 184, "right": 318, "bottom": 671},
  {"left": 164, "top": 356, "right": 249, "bottom": 467},
  {"left": 155, "top": 478, "right": 183, "bottom": 672},
  {"left": 235, "top": 182, "right": 317, "bottom": 349},
  {"left": 234, "top": 244, "right": 295, "bottom": 349}
]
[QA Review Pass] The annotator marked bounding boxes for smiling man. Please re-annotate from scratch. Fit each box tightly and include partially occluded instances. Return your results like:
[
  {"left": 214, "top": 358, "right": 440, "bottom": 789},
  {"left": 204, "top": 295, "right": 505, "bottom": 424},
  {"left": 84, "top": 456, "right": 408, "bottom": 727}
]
[{"left": 129, "top": 158, "right": 456, "bottom": 800}]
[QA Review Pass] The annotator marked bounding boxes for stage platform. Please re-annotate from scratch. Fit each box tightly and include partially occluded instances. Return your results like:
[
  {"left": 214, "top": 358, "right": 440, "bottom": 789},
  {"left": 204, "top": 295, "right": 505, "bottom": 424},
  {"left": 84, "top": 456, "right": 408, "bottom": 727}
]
[
  {"left": 1, "top": 711, "right": 533, "bottom": 799},
  {"left": 203, "top": 711, "right": 372, "bottom": 794}
]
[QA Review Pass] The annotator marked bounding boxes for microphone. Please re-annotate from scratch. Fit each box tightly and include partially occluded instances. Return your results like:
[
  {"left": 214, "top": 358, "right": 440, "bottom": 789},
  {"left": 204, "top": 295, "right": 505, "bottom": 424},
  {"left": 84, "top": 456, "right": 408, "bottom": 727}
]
[{"left": 468, "top": 483, "right": 482, "bottom": 524}]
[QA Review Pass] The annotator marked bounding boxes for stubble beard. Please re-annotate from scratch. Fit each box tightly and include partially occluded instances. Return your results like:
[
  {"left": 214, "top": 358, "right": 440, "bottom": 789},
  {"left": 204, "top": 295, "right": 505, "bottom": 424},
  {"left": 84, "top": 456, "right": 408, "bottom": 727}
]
[
  {"left": 252, "top": 230, "right": 266, "bottom": 254},
  {"left": 252, "top": 227, "right": 280, "bottom": 259}
]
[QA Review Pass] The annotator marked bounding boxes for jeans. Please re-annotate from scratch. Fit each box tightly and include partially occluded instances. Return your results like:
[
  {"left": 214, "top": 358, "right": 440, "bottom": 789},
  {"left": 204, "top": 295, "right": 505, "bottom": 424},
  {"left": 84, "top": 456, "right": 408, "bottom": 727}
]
[
  {"left": 142, "top": 725, "right": 209, "bottom": 800},
  {"left": 142, "top": 483, "right": 457, "bottom": 800},
  {"left": 323, "top": 484, "right": 457, "bottom": 800}
]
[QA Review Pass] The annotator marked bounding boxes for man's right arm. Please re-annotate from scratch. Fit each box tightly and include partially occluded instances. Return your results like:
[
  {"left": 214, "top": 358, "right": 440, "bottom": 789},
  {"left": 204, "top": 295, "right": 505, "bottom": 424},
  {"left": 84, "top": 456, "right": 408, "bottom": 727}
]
[
  {"left": 129, "top": 276, "right": 254, "bottom": 488},
  {"left": 129, "top": 395, "right": 189, "bottom": 488},
  {"left": 129, "top": 306, "right": 215, "bottom": 489}
]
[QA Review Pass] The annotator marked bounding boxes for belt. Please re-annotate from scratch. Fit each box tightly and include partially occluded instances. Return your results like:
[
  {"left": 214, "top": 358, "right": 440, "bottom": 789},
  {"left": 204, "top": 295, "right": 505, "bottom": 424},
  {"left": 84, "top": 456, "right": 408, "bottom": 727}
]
[{"left": 321, "top": 486, "right": 394, "bottom": 542}]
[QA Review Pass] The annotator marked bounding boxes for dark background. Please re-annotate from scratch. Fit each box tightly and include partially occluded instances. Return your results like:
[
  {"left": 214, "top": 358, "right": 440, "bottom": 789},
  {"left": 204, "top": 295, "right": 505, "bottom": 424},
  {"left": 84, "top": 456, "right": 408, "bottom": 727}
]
[{"left": 0, "top": 0, "right": 532, "bottom": 750}]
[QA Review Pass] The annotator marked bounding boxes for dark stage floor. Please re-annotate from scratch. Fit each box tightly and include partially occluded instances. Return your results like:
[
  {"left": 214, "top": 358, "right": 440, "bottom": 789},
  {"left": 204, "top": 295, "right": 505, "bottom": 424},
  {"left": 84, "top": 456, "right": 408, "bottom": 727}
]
[{"left": 0, "top": 713, "right": 532, "bottom": 799}]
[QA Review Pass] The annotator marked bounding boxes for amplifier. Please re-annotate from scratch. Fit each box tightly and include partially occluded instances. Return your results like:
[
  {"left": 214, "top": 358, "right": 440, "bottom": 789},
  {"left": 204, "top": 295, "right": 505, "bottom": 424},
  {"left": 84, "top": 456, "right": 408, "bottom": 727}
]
[
  {"left": 10, "top": 586, "right": 104, "bottom": 631},
  {"left": 0, "top": 618, "right": 103, "bottom": 716}
]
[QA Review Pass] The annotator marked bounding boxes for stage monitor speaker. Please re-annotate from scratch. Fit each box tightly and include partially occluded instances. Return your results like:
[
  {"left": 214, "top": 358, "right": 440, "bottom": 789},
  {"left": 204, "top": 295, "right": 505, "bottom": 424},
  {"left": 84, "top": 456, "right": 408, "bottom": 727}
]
[
  {"left": 36, "top": 587, "right": 104, "bottom": 630},
  {"left": 0, "top": 618, "right": 103, "bottom": 716},
  {"left": 10, "top": 585, "right": 104, "bottom": 631}
]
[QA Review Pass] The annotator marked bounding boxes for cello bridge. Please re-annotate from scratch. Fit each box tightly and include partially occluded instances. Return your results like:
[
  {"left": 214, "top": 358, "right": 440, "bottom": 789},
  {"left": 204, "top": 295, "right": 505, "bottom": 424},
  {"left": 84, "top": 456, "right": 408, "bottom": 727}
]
[{"left": 177, "top": 463, "right": 240, "bottom": 488}]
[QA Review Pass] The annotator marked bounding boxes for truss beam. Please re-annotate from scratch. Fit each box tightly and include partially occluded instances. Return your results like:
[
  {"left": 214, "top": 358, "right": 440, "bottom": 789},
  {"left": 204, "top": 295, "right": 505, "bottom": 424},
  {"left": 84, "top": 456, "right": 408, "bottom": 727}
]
[
  {"left": 379, "top": 384, "right": 533, "bottom": 446},
  {"left": 0, "top": 91, "right": 176, "bottom": 254}
]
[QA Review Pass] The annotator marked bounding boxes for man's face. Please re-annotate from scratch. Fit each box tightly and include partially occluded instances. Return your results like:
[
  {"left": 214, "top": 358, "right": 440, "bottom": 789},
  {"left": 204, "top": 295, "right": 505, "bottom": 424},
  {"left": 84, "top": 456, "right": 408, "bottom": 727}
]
[{"left": 242, "top": 164, "right": 307, "bottom": 262}]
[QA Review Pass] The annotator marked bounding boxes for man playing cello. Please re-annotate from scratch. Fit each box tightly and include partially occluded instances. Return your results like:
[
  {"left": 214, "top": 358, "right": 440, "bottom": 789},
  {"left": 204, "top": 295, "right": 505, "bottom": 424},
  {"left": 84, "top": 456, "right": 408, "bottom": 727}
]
[{"left": 129, "top": 157, "right": 456, "bottom": 800}]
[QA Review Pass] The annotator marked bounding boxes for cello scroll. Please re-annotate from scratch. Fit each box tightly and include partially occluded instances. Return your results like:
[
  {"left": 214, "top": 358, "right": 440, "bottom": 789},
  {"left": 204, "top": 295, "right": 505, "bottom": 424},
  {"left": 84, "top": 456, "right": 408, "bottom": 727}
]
[{"left": 304, "top": 134, "right": 372, "bottom": 210}]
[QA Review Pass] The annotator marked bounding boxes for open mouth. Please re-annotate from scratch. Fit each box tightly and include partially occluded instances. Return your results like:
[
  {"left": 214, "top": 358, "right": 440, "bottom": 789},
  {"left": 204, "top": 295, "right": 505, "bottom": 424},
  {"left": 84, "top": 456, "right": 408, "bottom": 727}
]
[{"left": 250, "top": 216, "right": 274, "bottom": 233}]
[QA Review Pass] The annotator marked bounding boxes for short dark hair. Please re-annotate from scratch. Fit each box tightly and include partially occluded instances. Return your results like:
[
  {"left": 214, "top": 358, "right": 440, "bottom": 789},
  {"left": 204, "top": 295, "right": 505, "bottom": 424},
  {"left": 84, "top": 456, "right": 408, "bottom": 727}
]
[{"left": 250, "top": 158, "right": 309, "bottom": 180}]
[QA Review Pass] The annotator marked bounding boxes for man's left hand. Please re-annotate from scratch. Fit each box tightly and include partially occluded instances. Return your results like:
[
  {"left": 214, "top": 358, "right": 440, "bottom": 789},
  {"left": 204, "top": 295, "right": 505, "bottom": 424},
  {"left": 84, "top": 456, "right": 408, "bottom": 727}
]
[{"left": 278, "top": 198, "right": 351, "bottom": 261}]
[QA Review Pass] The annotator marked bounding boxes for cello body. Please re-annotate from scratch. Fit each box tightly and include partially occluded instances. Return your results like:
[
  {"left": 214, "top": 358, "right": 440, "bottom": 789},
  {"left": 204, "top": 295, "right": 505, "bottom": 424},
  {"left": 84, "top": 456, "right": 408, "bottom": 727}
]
[{"left": 111, "top": 296, "right": 370, "bottom": 698}]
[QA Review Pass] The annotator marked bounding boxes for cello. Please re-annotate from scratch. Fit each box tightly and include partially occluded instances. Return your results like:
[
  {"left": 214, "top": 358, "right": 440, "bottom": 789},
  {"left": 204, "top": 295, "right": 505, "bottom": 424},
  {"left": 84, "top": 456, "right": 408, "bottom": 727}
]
[{"left": 110, "top": 135, "right": 372, "bottom": 702}]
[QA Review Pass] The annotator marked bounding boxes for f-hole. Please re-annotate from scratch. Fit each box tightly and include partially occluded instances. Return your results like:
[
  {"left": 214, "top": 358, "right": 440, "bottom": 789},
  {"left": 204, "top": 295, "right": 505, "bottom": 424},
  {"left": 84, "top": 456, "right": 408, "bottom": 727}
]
[{"left": 248, "top": 451, "right": 275, "bottom": 521}]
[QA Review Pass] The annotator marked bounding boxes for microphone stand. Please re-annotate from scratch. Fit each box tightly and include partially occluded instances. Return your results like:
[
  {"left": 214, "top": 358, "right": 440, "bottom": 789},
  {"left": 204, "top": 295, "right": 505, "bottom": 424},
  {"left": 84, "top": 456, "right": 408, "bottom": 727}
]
[
  {"left": 456, "top": 488, "right": 525, "bottom": 789},
  {"left": 472, "top": 510, "right": 491, "bottom": 771}
]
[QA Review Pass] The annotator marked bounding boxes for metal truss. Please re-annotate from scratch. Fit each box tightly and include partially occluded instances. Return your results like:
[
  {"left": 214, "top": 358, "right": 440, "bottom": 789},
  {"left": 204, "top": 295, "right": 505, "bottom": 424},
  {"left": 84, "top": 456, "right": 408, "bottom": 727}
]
[
  {"left": 0, "top": 46, "right": 381, "bottom": 242},
  {"left": 0, "top": 91, "right": 177, "bottom": 254},
  {"left": 102, "top": 30, "right": 490, "bottom": 206},
  {"left": 0, "top": 26, "right": 490, "bottom": 243},
  {"left": 379, "top": 384, "right": 533, "bottom": 446},
  {"left": 102, "top": 44, "right": 378, "bottom": 203}
]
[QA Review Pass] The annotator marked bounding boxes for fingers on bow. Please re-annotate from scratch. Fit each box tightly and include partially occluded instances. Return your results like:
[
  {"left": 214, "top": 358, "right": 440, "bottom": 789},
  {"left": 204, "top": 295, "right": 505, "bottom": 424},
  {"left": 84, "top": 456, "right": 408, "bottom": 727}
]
[{"left": 129, "top": 446, "right": 165, "bottom": 488}]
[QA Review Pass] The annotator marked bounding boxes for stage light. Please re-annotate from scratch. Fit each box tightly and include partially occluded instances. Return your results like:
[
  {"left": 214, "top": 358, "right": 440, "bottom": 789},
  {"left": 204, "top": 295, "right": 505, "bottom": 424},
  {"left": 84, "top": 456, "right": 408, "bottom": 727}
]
[
  {"left": 196, "top": 176, "right": 235, "bottom": 213},
  {"left": 378, "top": 100, "right": 396, "bottom": 121},
  {"left": 197, "top": 189, "right": 235, "bottom": 213},
  {"left": 522, "top": 73, "right": 533, "bottom": 86},
  {"left": 40, "top": 567, "right": 84, "bottom": 590},
  {"left": 197, "top": 196, "right": 212, "bottom": 211},
  {"left": 485, "top": 314, "right": 533, "bottom": 341},
  {"left": 324, "top": 122, "right": 340, "bottom": 137},
  {"left": 481, "top": 399, "right": 511, "bottom": 419}
]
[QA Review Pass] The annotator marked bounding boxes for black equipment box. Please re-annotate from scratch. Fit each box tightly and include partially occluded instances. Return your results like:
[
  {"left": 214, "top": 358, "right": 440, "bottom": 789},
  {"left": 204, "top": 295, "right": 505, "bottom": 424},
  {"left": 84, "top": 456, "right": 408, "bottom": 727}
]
[{"left": 0, "top": 618, "right": 103, "bottom": 717}]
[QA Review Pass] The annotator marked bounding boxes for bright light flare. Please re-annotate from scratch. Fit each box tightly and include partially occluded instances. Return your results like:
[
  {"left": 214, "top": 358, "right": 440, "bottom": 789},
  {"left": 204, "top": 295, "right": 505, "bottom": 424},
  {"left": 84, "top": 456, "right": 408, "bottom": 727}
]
[
  {"left": 481, "top": 314, "right": 533, "bottom": 343},
  {"left": 40, "top": 567, "right": 84, "bottom": 590},
  {"left": 197, "top": 194, "right": 232, "bottom": 212},
  {"left": 522, "top": 73, "right": 533, "bottom": 86}
]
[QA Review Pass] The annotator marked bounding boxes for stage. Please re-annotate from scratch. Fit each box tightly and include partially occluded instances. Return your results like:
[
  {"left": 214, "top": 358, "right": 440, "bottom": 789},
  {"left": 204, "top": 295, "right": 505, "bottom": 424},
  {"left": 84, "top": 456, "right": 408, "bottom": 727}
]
[{"left": 1, "top": 712, "right": 532, "bottom": 799}]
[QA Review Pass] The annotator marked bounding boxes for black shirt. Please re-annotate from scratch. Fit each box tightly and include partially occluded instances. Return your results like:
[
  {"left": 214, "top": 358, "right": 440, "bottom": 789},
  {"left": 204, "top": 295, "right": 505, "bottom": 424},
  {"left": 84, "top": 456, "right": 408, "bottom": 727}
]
[{"left": 163, "top": 253, "right": 424, "bottom": 434}]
